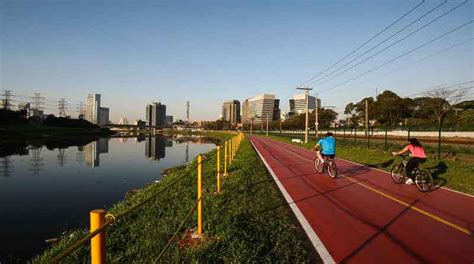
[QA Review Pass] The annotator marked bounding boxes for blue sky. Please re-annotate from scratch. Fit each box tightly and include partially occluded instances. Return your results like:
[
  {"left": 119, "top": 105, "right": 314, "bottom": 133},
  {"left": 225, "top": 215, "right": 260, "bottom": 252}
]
[{"left": 1, "top": 0, "right": 472, "bottom": 122}]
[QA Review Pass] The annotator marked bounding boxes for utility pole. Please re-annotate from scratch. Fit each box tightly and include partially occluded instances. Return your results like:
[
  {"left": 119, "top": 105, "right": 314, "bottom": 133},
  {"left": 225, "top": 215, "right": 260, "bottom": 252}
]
[
  {"left": 297, "top": 87, "right": 312, "bottom": 143},
  {"left": 77, "top": 102, "right": 85, "bottom": 119},
  {"left": 315, "top": 95, "right": 319, "bottom": 140},
  {"left": 266, "top": 113, "right": 269, "bottom": 136},
  {"left": 365, "top": 99, "right": 369, "bottom": 138}
]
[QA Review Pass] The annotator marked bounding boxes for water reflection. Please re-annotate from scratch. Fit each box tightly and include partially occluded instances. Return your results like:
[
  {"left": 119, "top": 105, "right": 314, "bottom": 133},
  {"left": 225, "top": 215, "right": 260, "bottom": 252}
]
[
  {"left": 0, "top": 136, "right": 215, "bottom": 262},
  {"left": 84, "top": 138, "right": 109, "bottom": 167}
]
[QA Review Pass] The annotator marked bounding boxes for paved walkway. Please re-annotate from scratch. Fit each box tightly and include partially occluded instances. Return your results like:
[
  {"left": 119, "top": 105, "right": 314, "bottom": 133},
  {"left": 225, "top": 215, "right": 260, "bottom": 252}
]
[{"left": 249, "top": 136, "right": 474, "bottom": 263}]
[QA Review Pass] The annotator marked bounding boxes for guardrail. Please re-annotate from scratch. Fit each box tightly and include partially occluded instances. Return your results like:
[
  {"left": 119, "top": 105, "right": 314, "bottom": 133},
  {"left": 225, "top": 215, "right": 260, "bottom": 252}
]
[{"left": 51, "top": 132, "right": 244, "bottom": 263}]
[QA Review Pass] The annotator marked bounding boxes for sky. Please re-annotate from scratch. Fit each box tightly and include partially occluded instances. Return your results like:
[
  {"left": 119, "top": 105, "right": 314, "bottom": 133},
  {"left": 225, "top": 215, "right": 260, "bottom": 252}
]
[{"left": 1, "top": 0, "right": 473, "bottom": 122}]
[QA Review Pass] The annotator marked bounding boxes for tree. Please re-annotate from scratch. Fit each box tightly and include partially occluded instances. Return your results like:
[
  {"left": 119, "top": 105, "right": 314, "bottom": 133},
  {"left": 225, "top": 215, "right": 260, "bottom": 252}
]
[{"left": 417, "top": 89, "right": 466, "bottom": 159}]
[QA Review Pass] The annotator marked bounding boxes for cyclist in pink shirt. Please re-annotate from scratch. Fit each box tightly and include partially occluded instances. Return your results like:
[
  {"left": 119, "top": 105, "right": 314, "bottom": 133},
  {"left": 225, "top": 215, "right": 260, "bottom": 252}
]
[{"left": 392, "top": 138, "right": 427, "bottom": 185}]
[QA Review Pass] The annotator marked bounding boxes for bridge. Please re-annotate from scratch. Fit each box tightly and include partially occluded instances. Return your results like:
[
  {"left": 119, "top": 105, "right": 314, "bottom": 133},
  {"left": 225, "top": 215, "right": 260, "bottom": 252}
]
[{"left": 249, "top": 135, "right": 474, "bottom": 263}]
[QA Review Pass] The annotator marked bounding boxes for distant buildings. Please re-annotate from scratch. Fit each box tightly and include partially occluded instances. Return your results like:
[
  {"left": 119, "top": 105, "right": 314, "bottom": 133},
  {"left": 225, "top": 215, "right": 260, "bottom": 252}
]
[
  {"left": 86, "top": 94, "right": 109, "bottom": 125},
  {"left": 289, "top": 94, "right": 320, "bottom": 116},
  {"left": 242, "top": 94, "right": 280, "bottom": 124},
  {"left": 119, "top": 117, "right": 128, "bottom": 125},
  {"left": 222, "top": 100, "right": 241, "bottom": 125},
  {"left": 146, "top": 102, "right": 166, "bottom": 128},
  {"left": 166, "top": 115, "right": 173, "bottom": 127}
]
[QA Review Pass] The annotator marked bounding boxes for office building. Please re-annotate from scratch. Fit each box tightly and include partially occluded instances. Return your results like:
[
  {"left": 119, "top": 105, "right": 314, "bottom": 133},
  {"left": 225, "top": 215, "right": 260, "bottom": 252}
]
[
  {"left": 243, "top": 94, "right": 280, "bottom": 124},
  {"left": 289, "top": 94, "right": 321, "bottom": 116},
  {"left": 222, "top": 100, "right": 241, "bottom": 125},
  {"left": 99, "top": 107, "right": 109, "bottom": 125},
  {"left": 84, "top": 138, "right": 109, "bottom": 167},
  {"left": 146, "top": 102, "right": 166, "bottom": 128},
  {"left": 86, "top": 94, "right": 110, "bottom": 125},
  {"left": 166, "top": 115, "right": 173, "bottom": 127}
]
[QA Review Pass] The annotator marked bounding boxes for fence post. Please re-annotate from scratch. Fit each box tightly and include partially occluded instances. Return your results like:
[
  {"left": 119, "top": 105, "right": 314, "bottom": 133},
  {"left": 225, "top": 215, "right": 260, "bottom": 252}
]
[
  {"left": 197, "top": 154, "right": 203, "bottom": 235},
  {"left": 343, "top": 127, "right": 346, "bottom": 141},
  {"left": 224, "top": 141, "right": 228, "bottom": 176},
  {"left": 407, "top": 126, "right": 411, "bottom": 140},
  {"left": 384, "top": 127, "right": 388, "bottom": 151},
  {"left": 438, "top": 125, "right": 442, "bottom": 160},
  {"left": 217, "top": 145, "right": 221, "bottom": 193},
  {"left": 90, "top": 209, "right": 106, "bottom": 264},
  {"left": 367, "top": 126, "right": 370, "bottom": 149},
  {"left": 353, "top": 128, "right": 356, "bottom": 146}
]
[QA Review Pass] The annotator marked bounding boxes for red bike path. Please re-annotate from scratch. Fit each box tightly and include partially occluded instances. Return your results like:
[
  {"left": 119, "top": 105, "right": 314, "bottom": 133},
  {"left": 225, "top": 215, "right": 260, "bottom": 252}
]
[{"left": 249, "top": 136, "right": 474, "bottom": 263}]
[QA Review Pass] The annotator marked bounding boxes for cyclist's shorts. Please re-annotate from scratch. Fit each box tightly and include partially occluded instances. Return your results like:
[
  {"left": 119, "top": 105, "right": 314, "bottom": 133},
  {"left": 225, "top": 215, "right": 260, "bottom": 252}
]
[{"left": 322, "top": 154, "right": 335, "bottom": 159}]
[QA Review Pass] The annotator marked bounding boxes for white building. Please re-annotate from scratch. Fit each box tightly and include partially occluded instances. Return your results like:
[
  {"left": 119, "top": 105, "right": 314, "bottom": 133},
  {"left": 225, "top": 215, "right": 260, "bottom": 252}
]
[
  {"left": 244, "top": 94, "right": 280, "bottom": 124},
  {"left": 289, "top": 94, "right": 321, "bottom": 115},
  {"left": 86, "top": 94, "right": 110, "bottom": 125}
]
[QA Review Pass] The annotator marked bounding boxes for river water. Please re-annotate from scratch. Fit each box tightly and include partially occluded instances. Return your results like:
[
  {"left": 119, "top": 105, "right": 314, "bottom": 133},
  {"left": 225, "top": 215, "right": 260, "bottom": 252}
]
[{"left": 0, "top": 135, "right": 215, "bottom": 262}]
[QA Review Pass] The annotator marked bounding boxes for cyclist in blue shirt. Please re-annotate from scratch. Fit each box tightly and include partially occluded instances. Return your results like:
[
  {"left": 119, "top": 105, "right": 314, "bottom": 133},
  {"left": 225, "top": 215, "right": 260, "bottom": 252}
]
[{"left": 312, "top": 132, "right": 336, "bottom": 163}]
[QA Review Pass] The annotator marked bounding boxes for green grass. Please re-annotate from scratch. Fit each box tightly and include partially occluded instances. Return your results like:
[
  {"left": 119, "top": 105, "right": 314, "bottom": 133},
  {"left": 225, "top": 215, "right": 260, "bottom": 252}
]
[
  {"left": 34, "top": 137, "right": 314, "bottom": 263},
  {"left": 264, "top": 134, "right": 474, "bottom": 195}
]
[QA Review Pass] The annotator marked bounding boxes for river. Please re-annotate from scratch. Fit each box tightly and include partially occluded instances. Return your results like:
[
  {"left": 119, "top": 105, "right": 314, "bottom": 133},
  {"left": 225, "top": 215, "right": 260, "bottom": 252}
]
[{"left": 0, "top": 135, "right": 216, "bottom": 262}]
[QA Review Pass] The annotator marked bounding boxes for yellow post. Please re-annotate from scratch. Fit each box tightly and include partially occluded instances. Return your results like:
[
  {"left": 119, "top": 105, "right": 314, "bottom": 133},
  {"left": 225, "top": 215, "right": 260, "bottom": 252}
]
[
  {"left": 90, "top": 209, "right": 106, "bottom": 264},
  {"left": 224, "top": 141, "right": 228, "bottom": 176},
  {"left": 217, "top": 145, "right": 221, "bottom": 193},
  {"left": 197, "top": 154, "right": 203, "bottom": 235}
]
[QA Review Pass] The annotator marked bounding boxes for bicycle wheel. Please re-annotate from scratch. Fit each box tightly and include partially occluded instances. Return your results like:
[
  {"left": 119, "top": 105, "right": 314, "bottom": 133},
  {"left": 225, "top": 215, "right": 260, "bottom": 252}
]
[
  {"left": 415, "top": 170, "right": 433, "bottom": 192},
  {"left": 328, "top": 160, "right": 338, "bottom": 178},
  {"left": 391, "top": 164, "right": 405, "bottom": 184},
  {"left": 314, "top": 158, "right": 324, "bottom": 173}
]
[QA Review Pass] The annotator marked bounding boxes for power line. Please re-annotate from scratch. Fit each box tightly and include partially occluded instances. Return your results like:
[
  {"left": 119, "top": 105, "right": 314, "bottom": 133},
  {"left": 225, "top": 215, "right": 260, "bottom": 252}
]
[
  {"left": 298, "top": 0, "right": 425, "bottom": 88},
  {"left": 309, "top": 0, "right": 448, "bottom": 87},
  {"left": 320, "top": 20, "right": 473, "bottom": 94},
  {"left": 407, "top": 81, "right": 474, "bottom": 97}
]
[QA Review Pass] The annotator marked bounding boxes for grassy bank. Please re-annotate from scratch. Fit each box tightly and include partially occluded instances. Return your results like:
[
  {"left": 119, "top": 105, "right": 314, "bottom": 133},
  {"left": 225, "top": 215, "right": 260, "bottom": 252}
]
[
  {"left": 264, "top": 134, "right": 474, "bottom": 195},
  {"left": 34, "top": 137, "right": 314, "bottom": 263}
]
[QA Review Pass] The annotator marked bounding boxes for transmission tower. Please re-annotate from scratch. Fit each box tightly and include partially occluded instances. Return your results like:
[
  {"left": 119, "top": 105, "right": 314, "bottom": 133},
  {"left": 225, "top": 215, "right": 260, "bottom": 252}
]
[
  {"left": 31, "top": 93, "right": 45, "bottom": 110},
  {"left": 186, "top": 101, "right": 190, "bottom": 123},
  {"left": 58, "top": 98, "right": 67, "bottom": 117},
  {"left": 1, "top": 90, "right": 14, "bottom": 110}
]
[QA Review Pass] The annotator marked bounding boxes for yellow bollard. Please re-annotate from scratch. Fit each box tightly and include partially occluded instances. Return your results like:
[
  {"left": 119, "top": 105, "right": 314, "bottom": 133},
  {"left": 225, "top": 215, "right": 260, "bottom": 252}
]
[
  {"left": 90, "top": 209, "right": 106, "bottom": 264},
  {"left": 216, "top": 145, "right": 221, "bottom": 193},
  {"left": 197, "top": 154, "right": 203, "bottom": 235},
  {"left": 224, "top": 141, "right": 228, "bottom": 176}
]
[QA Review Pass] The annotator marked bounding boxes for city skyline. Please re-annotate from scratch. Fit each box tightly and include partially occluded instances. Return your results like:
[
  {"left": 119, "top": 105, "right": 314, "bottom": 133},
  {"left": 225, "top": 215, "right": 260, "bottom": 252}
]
[{"left": 1, "top": 1, "right": 472, "bottom": 122}]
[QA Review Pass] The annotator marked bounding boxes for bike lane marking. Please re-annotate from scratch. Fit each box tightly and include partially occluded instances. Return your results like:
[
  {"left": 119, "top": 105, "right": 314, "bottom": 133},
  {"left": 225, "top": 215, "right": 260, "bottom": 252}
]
[
  {"left": 250, "top": 138, "right": 335, "bottom": 264},
  {"left": 256, "top": 136, "right": 473, "bottom": 236}
]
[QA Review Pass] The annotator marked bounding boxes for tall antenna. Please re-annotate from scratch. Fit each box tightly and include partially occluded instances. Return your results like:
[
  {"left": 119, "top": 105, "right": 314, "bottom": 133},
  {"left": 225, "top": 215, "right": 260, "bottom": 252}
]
[
  {"left": 58, "top": 98, "right": 67, "bottom": 117},
  {"left": 186, "top": 101, "right": 190, "bottom": 122}
]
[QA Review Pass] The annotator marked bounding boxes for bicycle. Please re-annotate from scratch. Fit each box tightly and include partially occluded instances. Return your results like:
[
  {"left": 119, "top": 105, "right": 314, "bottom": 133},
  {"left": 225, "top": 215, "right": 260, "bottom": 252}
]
[
  {"left": 314, "top": 155, "right": 338, "bottom": 178},
  {"left": 391, "top": 155, "right": 433, "bottom": 192}
]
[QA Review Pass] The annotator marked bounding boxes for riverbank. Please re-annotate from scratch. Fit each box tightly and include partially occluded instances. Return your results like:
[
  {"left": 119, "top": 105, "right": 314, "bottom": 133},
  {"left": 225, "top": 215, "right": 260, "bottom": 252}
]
[
  {"left": 1, "top": 124, "right": 115, "bottom": 140},
  {"left": 263, "top": 134, "right": 474, "bottom": 195},
  {"left": 34, "top": 135, "right": 315, "bottom": 262}
]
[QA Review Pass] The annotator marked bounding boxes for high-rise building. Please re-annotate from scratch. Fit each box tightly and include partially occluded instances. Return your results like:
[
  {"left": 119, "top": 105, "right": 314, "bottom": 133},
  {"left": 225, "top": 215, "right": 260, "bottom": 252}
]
[
  {"left": 145, "top": 102, "right": 166, "bottom": 128},
  {"left": 241, "top": 99, "right": 249, "bottom": 124},
  {"left": 86, "top": 94, "right": 100, "bottom": 124},
  {"left": 99, "top": 107, "right": 109, "bottom": 125},
  {"left": 165, "top": 115, "right": 173, "bottom": 127},
  {"left": 289, "top": 94, "right": 321, "bottom": 116},
  {"left": 222, "top": 100, "right": 241, "bottom": 125},
  {"left": 85, "top": 94, "right": 110, "bottom": 125},
  {"left": 243, "top": 94, "right": 280, "bottom": 124}
]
